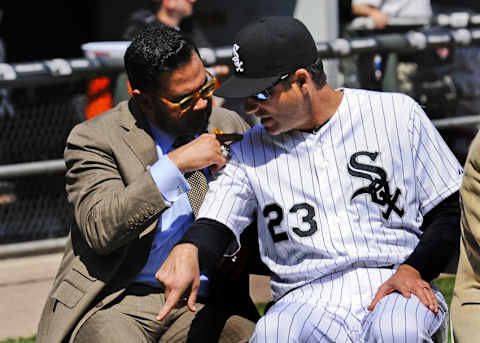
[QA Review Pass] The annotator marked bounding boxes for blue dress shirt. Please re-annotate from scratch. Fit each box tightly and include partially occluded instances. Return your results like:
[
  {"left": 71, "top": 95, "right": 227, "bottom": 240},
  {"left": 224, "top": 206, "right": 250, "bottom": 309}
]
[{"left": 134, "top": 122, "right": 209, "bottom": 296}]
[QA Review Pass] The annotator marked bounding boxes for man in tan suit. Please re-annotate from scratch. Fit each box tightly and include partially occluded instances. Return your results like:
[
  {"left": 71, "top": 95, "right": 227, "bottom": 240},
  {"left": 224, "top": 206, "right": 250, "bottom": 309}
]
[
  {"left": 37, "top": 22, "right": 259, "bottom": 343},
  {"left": 451, "top": 132, "right": 480, "bottom": 343}
]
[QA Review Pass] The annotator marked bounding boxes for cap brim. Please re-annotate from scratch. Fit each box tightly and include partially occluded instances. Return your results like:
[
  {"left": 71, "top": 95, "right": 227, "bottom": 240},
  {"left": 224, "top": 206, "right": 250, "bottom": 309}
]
[{"left": 215, "top": 74, "right": 281, "bottom": 98}]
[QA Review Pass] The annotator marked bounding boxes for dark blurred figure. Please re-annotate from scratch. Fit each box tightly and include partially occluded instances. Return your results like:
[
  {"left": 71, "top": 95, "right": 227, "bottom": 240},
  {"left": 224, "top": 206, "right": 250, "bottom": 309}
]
[
  {"left": 0, "top": 9, "right": 14, "bottom": 118},
  {"left": 418, "top": 0, "right": 480, "bottom": 165},
  {"left": 349, "top": 0, "right": 433, "bottom": 90},
  {"left": 123, "top": 0, "right": 229, "bottom": 81}
]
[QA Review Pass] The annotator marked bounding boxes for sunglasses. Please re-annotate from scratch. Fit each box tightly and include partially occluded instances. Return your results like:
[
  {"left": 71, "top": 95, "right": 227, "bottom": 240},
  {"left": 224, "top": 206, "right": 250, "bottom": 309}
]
[
  {"left": 159, "top": 69, "right": 218, "bottom": 115},
  {"left": 252, "top": 74, "right": 290, "bottom": 101}
]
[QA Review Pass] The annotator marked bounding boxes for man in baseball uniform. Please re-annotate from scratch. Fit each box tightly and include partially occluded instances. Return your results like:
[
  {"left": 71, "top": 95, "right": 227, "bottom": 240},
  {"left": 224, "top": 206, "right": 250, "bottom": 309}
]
[{"left": 156, "top": 16, "right": 462, "bottom": 342}]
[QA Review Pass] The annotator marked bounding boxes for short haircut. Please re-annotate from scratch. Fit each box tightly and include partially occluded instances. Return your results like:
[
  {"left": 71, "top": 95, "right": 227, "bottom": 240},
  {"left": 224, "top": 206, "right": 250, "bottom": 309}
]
[
  {"left": 281, "top": 57, "right": 327, "bottom": 90},
  {"left": 305, "top": 57, "right": 327, "bottom": 88},
  {"left": 124, "top": 21, "right": 198, "bottom": 93},
  {"left": 150, "top": 0, "right": 163, "bottom": 13}
]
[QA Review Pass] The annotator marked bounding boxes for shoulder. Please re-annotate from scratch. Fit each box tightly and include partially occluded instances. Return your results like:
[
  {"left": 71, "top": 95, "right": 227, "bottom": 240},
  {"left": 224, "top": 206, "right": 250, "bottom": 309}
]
[
  {"left": 208, "top": 106, "right": 250, "bottom": 134},
  {"left": 346, "top": 87, "right": 415, "bottom": 105},
  {"left": 349, "top": 88, "right": 419, "bottom": 118},
  {"left": 68, "top": 101, "right": 130, "bottom": 144},
  {"left": 229, "top": 124, "right": 267, "bottom": 153}
]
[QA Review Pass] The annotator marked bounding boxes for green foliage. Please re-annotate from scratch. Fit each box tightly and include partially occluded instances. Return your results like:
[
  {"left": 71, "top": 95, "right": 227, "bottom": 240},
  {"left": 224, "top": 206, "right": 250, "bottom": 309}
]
[
  {"left": 435, "top": 276, "right": 455, "bottom": 309},
  {"left": 0, "top": 338, "right": 35, "bottom": 343}
]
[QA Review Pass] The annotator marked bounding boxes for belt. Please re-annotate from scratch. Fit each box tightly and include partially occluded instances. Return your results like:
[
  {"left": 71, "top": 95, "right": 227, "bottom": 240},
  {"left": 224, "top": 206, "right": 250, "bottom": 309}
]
[
  {"left": 380, "top": 264, "right": 395, "bottom": 269},
  {"left": 127, "top": 283, "right": 209, "bottom": 303},
  {"left": 127, "top": 282, "right": 165, "bottom": 295}
]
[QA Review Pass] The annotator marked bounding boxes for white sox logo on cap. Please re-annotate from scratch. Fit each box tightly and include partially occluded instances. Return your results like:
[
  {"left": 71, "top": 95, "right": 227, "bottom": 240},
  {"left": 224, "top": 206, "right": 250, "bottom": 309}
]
[{"left": 232, "top": 44, "right": 244, "bottom": 73}]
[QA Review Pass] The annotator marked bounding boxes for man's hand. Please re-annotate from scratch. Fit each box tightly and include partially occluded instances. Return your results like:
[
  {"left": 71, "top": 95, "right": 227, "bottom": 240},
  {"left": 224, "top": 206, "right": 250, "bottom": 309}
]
[
  {"left": 155, "top": 243, "right": 200, "bottom": 321},
  {"left": 368, "top": 264, "right": 438, "bottom": 314},
  {"left": 168, "top": 133, "right": 227, "bottom": 173},
  {"left": 369, "top": 9, "right": 388, "bottom": 29}
]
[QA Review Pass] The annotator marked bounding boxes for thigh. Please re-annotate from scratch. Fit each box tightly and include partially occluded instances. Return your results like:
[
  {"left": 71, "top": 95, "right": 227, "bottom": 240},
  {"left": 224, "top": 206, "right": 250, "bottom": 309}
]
[
  {"left": 74, "top": 288, "right": 203, "bottom": 343},
  {"left": 250, "top": 300, "right": 357, "bottom": 343},
  {"left": 73, "top": 307, "right": 152, "bottom": 343},
  {"left": 451, "top": 296, "right": 480, "bottom": 343},
  {"left": 362, "top": 289, "right": 447, "bottom": 343}
]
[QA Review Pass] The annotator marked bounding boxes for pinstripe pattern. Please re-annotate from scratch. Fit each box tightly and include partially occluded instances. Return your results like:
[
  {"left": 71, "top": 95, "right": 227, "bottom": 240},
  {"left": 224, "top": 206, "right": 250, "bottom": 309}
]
[{"left": 198, "top": 88, "right": 461, "bottom": 342}]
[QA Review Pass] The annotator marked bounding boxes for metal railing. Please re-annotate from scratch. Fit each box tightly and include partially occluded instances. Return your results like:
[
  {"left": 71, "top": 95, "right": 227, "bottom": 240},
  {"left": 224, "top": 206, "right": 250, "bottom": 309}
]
[{"left": 1, "top": 21, "right": 480, "bottom": 258}]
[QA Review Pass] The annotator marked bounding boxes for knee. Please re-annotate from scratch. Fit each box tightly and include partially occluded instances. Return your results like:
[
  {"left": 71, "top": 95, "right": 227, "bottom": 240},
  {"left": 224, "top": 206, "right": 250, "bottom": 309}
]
[
  {"left": 365, "top": 310, "right": 433, "bottom": 342},
  {"left": 366, "top": 318, "right": 425, "bottom": 342},
  {"left": 219, "top": 315, "right": 255, "bottom": 343},
  {"left": 251, "top": 312, "right": 308, "bottom": 343},
  {"left": 251, "top": 315, "right": 278, "bottom": 341}
]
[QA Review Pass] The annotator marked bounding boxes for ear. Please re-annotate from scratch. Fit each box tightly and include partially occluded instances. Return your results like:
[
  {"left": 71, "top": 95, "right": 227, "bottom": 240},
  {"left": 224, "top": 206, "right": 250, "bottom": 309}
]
[
  {"left": 132, "top": 89, "right": 153, "bottom": 109},
  {"left": 294, "top": 69, "right": 311, "bottom": 94}
]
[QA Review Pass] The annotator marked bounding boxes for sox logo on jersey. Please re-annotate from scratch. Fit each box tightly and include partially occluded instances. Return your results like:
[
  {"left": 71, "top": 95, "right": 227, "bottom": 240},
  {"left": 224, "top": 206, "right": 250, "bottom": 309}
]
[{"left": 348, "top": 151, "right": 405, "bottom": 220}]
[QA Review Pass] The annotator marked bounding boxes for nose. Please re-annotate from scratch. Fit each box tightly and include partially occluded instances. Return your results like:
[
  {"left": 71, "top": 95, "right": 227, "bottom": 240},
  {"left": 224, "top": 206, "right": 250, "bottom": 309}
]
[{"left": 244, "top": 97, "right": 260, "bottom": 115}]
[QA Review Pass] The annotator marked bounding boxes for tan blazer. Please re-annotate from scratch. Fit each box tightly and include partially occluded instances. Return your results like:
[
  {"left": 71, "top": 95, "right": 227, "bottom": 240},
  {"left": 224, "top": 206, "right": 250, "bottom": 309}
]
[
  {"left": 451, "top": 132, "right": 480, "bottom": 343},
  {"left": 36, "top": 100, "right": 250, "bottom": 343}
]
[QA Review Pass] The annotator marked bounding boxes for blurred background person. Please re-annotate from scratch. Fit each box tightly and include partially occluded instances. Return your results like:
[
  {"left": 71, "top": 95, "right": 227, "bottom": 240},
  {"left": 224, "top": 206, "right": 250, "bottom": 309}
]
[
  {"left": 349, "top": 0, "right": 433, "bottom": 91},
  {"left": 0, "top": 8, "right": 14, "bottom": 119},
  {"left": 122, "top": 0, "right": 229, "bottom": 81}
]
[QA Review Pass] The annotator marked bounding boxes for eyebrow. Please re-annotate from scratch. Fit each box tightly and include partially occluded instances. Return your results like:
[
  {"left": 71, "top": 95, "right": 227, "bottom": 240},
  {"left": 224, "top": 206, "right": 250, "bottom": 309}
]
[{"left": 169, "top": 74, "right": 209, "bottom": 103}]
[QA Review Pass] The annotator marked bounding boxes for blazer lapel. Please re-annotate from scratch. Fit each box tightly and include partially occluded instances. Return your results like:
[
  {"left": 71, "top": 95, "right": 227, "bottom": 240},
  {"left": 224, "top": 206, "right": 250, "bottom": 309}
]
[{"left": 120, "top": 99, "right": 158, "bottom": 168}]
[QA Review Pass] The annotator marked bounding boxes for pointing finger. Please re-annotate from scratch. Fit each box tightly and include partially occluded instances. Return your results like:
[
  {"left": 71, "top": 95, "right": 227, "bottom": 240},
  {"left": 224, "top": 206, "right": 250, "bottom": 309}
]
[{"left": 156, "top": 289, "right": 183, "bottom": 321}]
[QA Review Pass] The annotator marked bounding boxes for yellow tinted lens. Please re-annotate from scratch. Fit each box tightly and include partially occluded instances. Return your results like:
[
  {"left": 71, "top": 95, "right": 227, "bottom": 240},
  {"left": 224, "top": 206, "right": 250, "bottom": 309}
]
[
  {"left": 201, "top": 82, "right": 216, "bottom": 98},
  {"left": 179, "top": 95, "right": 196, "bottom": 110}
]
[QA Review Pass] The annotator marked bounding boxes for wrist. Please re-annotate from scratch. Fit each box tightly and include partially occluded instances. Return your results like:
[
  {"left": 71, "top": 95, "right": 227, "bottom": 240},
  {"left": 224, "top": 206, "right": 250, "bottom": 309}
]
[{"left": 399, "top": 264, "right": 421, "bottom": 277}]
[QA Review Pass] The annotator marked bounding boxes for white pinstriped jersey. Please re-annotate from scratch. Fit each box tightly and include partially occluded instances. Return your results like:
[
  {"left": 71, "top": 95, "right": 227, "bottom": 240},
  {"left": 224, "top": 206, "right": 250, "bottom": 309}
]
[{"left": 198, "top": 88, "right": 462, "bottom": 300}]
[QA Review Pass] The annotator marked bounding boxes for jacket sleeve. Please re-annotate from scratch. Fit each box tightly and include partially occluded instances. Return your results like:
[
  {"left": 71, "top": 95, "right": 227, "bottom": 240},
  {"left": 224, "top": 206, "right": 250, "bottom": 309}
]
[
  {"left": 459, "top": 133, "right": 480, "bottom": 274},
  {"left": 65, "top": 121, "right": 167, "bottom": 255}
]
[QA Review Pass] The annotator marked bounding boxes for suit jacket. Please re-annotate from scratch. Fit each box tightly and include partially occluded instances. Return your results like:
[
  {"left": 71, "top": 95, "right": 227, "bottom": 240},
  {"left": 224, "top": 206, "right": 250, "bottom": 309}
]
[
  {"left": 36, "top": 100, "right": 251, "bottom": 343},
  {"left": 451, "top": 131, "right": 480, "bottom": 342}
]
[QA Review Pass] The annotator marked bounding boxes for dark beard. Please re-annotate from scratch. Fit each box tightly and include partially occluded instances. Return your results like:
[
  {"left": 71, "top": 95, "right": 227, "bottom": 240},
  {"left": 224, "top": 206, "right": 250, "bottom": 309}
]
[{"left": 152, "top": 99, "right": 212, "bottom": 136}]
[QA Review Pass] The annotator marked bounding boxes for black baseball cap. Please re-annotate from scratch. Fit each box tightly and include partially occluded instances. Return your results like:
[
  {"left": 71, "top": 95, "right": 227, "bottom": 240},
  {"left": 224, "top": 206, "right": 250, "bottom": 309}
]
[{"left": 215, "top": 16, "right": 318, "bottom": 98}]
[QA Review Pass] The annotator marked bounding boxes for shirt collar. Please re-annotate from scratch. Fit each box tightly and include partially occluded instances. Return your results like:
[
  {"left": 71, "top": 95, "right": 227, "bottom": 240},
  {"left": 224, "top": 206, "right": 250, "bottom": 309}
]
[{"left": 147, "top": 120, "right": 176, "bottom": 151}]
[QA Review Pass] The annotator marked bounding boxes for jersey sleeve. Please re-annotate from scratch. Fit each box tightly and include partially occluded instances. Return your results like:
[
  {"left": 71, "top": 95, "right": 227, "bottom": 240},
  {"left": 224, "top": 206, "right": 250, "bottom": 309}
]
[
  {"left": 197, "top": 147, "right": 257, "bottom": 255},
  {"left": 409, "top": 101, "right": 463, "bottom": 214}
]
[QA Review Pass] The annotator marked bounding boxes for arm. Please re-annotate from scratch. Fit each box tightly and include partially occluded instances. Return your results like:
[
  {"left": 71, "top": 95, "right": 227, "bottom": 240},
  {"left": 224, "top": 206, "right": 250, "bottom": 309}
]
[
  {"left": 369, "top": 99, "right": 462, "bottom": 313},
  {"left": 351, "top": 1, "right": 388, "bottom": 29},
  {"left": 368, "top": 192, "right": 460, "bottom": 313},
  {"left": 459, "top": 133, "right": 480, "bottom": 271},
  {"left": 404, "top": 191, "right": 460, "bottom": 281},
  {"left": 66, "top": 120, "right": 227, "bottom": 255},
  {"left": 65, "top": 122, "right": 168, "bottom": 255},
  {"left": 155, "top": 218, "right": 234, "bottom": 320},
  {"left": 156, "top": 137, "right": 257, "bottom": 319}
]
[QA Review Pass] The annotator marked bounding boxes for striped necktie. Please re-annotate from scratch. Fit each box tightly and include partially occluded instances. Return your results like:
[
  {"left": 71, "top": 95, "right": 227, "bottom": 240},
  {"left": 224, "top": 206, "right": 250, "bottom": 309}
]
[{"left": 172, "top": 136, "right": 208, "bottom": 217}]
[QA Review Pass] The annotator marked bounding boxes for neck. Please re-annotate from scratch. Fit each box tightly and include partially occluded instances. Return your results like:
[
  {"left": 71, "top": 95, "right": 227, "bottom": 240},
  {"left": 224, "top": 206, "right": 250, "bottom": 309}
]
[
  {"left": 309, "top": 85, "right": 343, "bottom": 128},
  {"left": 157, "top": 8, "right": 181, "bottom": 27}
]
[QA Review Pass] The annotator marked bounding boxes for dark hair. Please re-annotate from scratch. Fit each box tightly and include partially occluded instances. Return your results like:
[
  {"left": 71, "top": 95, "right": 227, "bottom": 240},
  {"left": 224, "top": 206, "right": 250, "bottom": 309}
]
[
  {"left": 150, "top": 0, "right": 163, "bottom": 13},
  {"left": 124, "top": 21, "right": 198, "bottom": 93},
  {"left": 281, "top": 57, "right": 327, "bottom": 91},
  {"left": 304, "top": 57, "right": 327, "bottom": 88}
]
